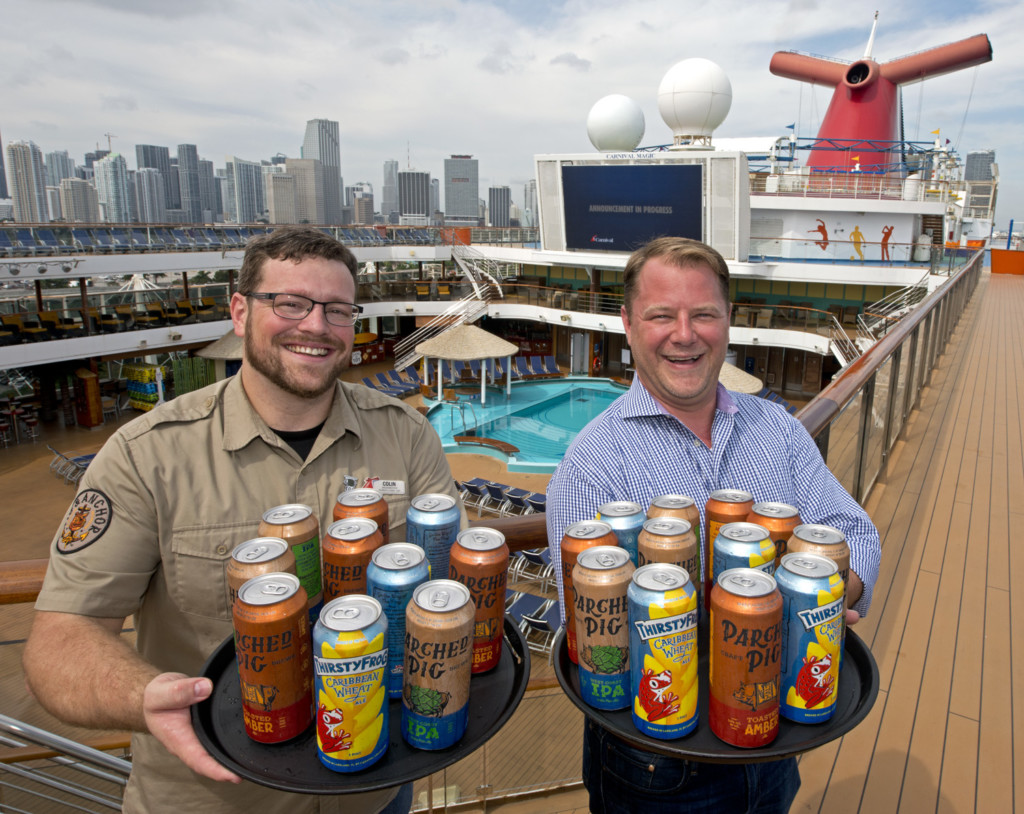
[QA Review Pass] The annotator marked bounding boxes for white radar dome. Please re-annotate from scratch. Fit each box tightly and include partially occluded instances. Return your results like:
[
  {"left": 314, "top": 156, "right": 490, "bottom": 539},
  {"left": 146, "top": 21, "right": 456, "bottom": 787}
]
[
  {"left": 587, "top": 94, "right": 646, "bottom": 152},
  {"left": 657, "top": 58, "right": 732, "bottom": 145}
]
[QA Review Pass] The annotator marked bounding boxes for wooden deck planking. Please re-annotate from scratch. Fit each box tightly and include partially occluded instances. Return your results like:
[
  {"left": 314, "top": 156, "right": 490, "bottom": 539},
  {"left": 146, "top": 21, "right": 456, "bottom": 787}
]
[{"left": 938, "top": 713, "right": 979, "bottom": 814}]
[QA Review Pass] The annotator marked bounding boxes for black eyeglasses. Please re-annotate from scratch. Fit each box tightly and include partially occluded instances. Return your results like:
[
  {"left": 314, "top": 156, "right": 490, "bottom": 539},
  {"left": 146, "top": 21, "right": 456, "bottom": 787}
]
[{"left": 247, "top": 292, "right": 363, "bottom": 327}]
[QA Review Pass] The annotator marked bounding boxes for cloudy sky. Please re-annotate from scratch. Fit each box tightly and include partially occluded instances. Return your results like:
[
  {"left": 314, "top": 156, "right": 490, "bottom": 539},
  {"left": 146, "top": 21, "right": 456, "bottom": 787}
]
[{"left": 4, "top": 0, "right": 1022, "bottom": 227}]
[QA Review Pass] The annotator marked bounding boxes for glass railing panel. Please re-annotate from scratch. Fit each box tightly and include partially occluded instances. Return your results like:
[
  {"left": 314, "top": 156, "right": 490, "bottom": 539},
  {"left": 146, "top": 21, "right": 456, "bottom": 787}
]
[
  {"left": 822, "top": 390, "right": 863, "bottom": 496},
  {"left": 861, "top": 358, "right": 892, "bottom": 499}
]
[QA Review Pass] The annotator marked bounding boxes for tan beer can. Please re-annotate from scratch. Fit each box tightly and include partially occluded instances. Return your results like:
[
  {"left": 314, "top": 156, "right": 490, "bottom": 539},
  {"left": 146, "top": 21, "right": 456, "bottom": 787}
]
[
  {"left": 226, "top": 537, "right": 296, "bottom": 606},
  {"left": 560, "top": 520, "right": 618, "bottom": 664}
]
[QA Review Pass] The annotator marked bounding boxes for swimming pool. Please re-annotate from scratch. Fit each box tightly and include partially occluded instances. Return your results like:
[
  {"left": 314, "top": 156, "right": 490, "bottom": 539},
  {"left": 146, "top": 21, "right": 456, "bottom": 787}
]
[{"left": 426, "top": 377, "right": 628, "bottom": 473}]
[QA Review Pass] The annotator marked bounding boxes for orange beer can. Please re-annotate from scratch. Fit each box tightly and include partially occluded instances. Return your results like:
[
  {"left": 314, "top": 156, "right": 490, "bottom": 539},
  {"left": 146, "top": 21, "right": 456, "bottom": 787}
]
[
  {"left": 747, "top": 501, "right": 801, "bottom": 567},
  {"left": 226, "top": 537, "right": 296, "bottom": 607},
  {"left": 333, "top": 488, "right": 390, "bottom": 545},
  {"left": 560, "top": 520, "right": 618, "bottom": 664},
  {"left": 322, "top": 518, "right": 384, "bottom": 601},
  {"left": 449, "top": 527, "right": 509, "bottom": 674},
  {"left": 703, "top": 490, "right": 754, "bottom": 611}
]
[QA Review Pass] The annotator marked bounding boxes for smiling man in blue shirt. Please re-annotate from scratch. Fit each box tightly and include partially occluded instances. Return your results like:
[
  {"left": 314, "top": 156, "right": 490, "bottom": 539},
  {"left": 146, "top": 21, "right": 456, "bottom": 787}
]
[{"left": 547, "top": 236, "right": 880, "bottom": 814}]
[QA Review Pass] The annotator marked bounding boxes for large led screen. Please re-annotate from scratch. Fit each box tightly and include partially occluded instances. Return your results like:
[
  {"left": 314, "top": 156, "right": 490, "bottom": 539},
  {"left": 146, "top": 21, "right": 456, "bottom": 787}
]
[{"left": 561, "top": 164, "right": 703, "bottom": 252}]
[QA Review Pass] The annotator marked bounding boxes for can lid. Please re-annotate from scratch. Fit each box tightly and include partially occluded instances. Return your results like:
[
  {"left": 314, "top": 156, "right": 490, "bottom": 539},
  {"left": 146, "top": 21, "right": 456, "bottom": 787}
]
[
  {"left": 456, "top": 527, "right": 506, "bottom": 551},
  {"left": 410, "top": 493, "right": 457, "bottom": 513},
  {"left": 319, "top": 595, "right": 383, "bottom": 631},
  {"left": 650, "top": 494, "right": 696, "bottom": 510},
  {"left": 261, "top": 504, "right": 313, "bottom": 524},
  {"left": 708, "top": 489, "right": 754, "bottom": 504},
  {"left": 720, "top": 522, "right": 771, "bottom": 542},
  {"left": 750, "top": 501, "right": 800, "bottom": 519},
  {"left": 231, "top": 537, "right": 290, "bottom": 564},
  {"left": 780, "top": 552, "right": 839, "bottom": 578},
  {"left": 371, "top": 542, "right": 426, "bottom": 570},
  {"left": 327, "top": 517, "right": 379, "bottom": 541},
  {"left": 337, "top": 488, "right": 383, "bottom": 508},
  {"left": 577, "top": 545, "right": 631, "bottom": 571},
  {"left": 565, "top": 520, "right": 613, "bottom": 540},
  {"left": 792, "top": 524, "right": 847, "bottom": 546},
  {"left": 641, "top": 517, "right": 692, "bottom": 536},
  {"left": 633, "top": 563, "right": 690, "bottom": 591},
  {"left": 238, "top": 572, "right": 301, "bottom": 605},
  {"left": 717, "top": 568, "right": 777, "bottom": 597},
  {"left": 413, "top": 579, "right": 471, "bottom": 613},
  {"left": 598, "top": 500, "right": 643, "bottom": 518}
]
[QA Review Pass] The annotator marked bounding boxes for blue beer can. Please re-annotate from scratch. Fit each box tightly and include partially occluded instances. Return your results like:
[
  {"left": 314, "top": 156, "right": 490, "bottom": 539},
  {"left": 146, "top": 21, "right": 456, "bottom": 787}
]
[
  {"left": 628, "top": 564, "right": 699, "bottom": 739},
  {"left": 367, "top": 543, "right": 430, "bottom": 699},
  {"left": 712, "top": 522, "right": 776, "bottom": 583},
  {"left": 777, "top": 552, "right": 845, "bottom": 723},
  {"left": 598, "top": 500, "right": 645, "bottom": 565},
  {"left": 314, "top": 595, "right": 389, "bottom": 771},
  {"left": 407, "top": 493, "right": 461, "bottom": 579}
]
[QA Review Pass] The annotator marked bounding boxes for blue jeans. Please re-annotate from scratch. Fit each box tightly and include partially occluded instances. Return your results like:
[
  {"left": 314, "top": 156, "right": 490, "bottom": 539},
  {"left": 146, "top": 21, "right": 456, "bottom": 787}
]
[
  {"left": 583, "top": 720, "right": 800, "bottom": 813},
  {"left": 378, "top": 782, "right": 413, "bottom": 813}
]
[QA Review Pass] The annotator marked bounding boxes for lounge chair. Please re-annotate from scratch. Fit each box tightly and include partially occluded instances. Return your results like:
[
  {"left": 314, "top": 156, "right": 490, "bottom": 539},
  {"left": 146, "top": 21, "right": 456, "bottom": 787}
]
[
  {"left": 542, "top": 356, "right": 561, "bottom": 376},
  {"left": 503, "top": 487, "right": 534, "bottom": 515},
  {"left": 526, "top": 493, "right": 547, "bottom": 513},
  {"left": 521, "top": 601, "right": 563, "bottom": 663}
]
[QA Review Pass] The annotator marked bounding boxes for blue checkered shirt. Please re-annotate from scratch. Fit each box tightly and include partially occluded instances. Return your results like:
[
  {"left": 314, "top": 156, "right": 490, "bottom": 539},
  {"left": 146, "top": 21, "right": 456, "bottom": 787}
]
[{"left": 546, "top": 379, "right": 881, "bottom": 621}]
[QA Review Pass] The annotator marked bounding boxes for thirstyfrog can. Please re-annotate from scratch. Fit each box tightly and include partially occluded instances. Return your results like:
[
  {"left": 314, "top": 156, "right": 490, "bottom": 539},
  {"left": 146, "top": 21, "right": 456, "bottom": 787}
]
[
  {"left": 713, "top": 522, "right": 776, "bottom": 582},
  {"left": 597, "top": 500, "right": 645, "bottom": 565}
]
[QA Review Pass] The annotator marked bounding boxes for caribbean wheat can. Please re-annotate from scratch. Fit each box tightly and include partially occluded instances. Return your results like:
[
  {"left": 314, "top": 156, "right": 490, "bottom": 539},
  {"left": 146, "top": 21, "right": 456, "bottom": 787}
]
[
  {"left": 560, "top": 520, "right": 618, "bottom": 665},
  {"left": 713, "top": 522, "right": 776, "bottom": 582},
  {"left": 449, "top": 527, "right": 509, "bottom": 674}
]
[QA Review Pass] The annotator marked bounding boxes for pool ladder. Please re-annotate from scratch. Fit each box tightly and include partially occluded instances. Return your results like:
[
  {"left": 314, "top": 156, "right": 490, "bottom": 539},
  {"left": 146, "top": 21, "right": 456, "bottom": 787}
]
[{"left": 445, "top": 400, "right": 480, "bottom": 437}]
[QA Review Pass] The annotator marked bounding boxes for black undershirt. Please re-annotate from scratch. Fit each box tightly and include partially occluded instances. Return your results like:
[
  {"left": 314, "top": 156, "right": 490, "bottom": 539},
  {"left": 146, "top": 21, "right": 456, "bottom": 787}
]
[{"left": 273, "top": 421, "right": 325, "bottom": 461}]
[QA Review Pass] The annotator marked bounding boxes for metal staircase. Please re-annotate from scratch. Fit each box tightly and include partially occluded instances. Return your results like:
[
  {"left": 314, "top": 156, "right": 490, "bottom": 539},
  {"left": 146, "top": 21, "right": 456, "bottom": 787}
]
[{"left": 857, "top": 272, "right": 931, "bottom": 339}]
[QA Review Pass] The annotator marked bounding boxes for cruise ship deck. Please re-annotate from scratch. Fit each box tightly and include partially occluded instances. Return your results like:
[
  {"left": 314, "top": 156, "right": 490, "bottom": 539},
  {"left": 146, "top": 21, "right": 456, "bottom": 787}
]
[{"left": 1, "top": 268, "right": 1021, "bottom": 813}]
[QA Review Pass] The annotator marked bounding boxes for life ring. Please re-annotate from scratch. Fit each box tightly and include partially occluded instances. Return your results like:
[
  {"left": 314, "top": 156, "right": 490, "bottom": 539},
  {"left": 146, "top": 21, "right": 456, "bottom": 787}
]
[{"left": 592, "top": 356, "right": 602, "bottom": 375}]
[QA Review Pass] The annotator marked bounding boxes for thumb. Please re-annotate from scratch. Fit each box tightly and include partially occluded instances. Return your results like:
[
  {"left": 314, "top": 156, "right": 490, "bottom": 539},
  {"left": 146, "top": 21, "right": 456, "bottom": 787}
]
[{"left": 145, "top": 673, "right": 213, "bottom": 712}]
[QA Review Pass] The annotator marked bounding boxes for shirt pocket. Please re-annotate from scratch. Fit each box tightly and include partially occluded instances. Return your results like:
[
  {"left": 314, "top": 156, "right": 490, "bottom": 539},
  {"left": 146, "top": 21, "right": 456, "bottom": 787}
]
[
  {"left": 167, "top": 523, "right": 257, "bottom": 620},
  {"left": 384, "top": 494, "right": 411, "bottom": 541}
]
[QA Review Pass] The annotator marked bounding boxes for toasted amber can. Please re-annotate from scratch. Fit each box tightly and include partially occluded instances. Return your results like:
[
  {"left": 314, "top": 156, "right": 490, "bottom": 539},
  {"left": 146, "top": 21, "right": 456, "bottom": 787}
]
[
  {"left": 709, "top": 568, "right": 782, "bottom": 748},
  {"left": 233, "top": 572, "right": 313, "bottom": 744},
  {"left": 449, "top": 527, "right": 509, "bottom": 674},
  {"left": 786, "top": 524, "right": 851, "bottom": 605},
  {"left": 560, "top": 520, "right": 619, "bottom": 665},
  {"left": 704, "top": 490, "right": 755, "bottom": 611},
  {"left": 322, "top": 518, "right": 384, "bottom": 601},
  {"left": 258, "top": 503, "right": 323, "bottom": 623},
  {"left": 747, "top": 501, "right": 801, "bottom": 567},
  {"left": 333, "top": 488, "right": 390, "bottom": 545},
  {"left": 226, "top": 537, "right": 296, "bottom": 607}
]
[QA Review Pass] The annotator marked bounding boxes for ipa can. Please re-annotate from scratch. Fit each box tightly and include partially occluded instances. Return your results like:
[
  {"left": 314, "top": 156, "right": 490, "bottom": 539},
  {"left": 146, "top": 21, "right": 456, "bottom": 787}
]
[
  {"left": 449, "top": 527, "right": 509, "bottom": 674},
  {"left": 560, "top": 520, "right": 619, "bottom": 664},
  {"left": 747, "top": 502, "right": 801, "bottom": 567},
  {"left": 709, "top": 568, "right": 782, "bottom": 748},
  {"left": 787, "top": 524, "right": 851, "bottom": 605},
  {"left": 367, "top": 542, "right": 431, "bottom": 699},
  {"left": 406, "top": 493, "right": 461, "bottom": 580},
  {"left": 232, "top": 572, "right": 313, "bottom": 744},
  {"left": 314, "top": 595, "right": 388, "bottom": 771},
  {"left": 628, "top": 563, "right": 699, "bottom": 739},
  {"left": 226, "top": 537, "right": 296, "bottom": 606},
  {"left": 704, "top": 490, "right": 754, "bottom": 610},
  {"left": 598, "top": 500, "right": 645, "bottom": 565},
  {"left": 333, "top": 488, "right": 390, "bottom": 545},
  {"left": 713, "top": 522, "right": 776, "bottom": 582},
  {"left": 402, "top": 580, "right": 475, "bottom": 750},
  {"left": 777, "top": 553, "right": 845, "bottom": 724},
  {"left": 573, "top": 546, "right": 634, "bottom": 711},
  {"left": 322, "top": 518, "right": 384, "bottom": 601},
  {"left": 258, "top": 503, "right": 323, "bottom": 624}
]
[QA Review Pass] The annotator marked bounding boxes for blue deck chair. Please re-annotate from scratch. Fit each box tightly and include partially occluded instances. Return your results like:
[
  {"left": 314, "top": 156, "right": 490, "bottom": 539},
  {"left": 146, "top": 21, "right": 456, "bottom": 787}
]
[
  {"left": 542, "top": 356, "right": 561, "bottom": 376},
  {"left": 401, "top": 366, "right": 422, "bottom": 384},
  {"left": 361, "top": 376, "right": 401, "bottom": 397},
  {"left": 526, "top": 492, "right": 547, "bottom": 513},
  {"left": 459, "top": 477, "right": 498, "bottom": 513},
  {"left": 385, "top": 370, "right": 415, "bottom": 390},
  {"left": 522, "top": 601, "right": 563, "bottom": 663},
  {"left": 529, "top": 356, "right": 550, "bottom": 377},
  {"left": 484, "top": 482, "right": 513, "bottom": 515},
  {"left": 503, "top": 488, "right": 534, "bottom": 516},
  {"left": 376, "top": 372, "right": 414, "bottom": 395},
  {"left": 507, "top": 594, "right": 552, "bottom": 636},
  {"left": 513, "top": 548, "right": 554, "bottom": 590}
]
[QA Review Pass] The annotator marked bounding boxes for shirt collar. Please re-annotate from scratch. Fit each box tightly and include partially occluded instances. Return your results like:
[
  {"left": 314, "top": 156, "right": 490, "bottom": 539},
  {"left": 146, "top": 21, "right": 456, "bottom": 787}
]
[{"left": 621, "top": 377, "right": 739, "bottom": 420}]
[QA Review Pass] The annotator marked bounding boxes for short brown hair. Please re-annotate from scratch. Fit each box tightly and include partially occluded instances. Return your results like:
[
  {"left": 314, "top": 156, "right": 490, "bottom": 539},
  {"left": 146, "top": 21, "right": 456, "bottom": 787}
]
[
  {"left": 237, "top": 226, "right": 358, "bottom": 295},
  {"left": 622, "top": 237, "right": 730, "bottom": 316}
]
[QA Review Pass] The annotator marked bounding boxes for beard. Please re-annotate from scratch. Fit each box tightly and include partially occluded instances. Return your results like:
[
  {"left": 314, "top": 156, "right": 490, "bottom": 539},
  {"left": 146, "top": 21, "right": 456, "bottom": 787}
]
[{"left": 242, "top": 318, "right": 350, "bottom": 400}]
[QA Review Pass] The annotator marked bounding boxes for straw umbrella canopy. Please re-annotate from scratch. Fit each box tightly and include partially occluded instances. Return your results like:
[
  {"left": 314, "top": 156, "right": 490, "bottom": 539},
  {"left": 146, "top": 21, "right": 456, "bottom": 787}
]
[
  {"left": 415, "top": 323, "right": 519, "bottom": 404},
  {"left": 717, "top": 361, "right": 764, "bottom": 394},
  {"left": 196, "top": 330, "right": 243, "bottom": 360}
]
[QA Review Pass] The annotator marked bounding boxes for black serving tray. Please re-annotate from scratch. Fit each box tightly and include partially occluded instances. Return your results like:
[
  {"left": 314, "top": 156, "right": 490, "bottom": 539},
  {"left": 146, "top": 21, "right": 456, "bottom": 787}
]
[
  {"left": 553, "top": 626, "right": 877, "bottom": 763},
  {"left": 192, "top": 617, "right": 530, "bottom": 792}
]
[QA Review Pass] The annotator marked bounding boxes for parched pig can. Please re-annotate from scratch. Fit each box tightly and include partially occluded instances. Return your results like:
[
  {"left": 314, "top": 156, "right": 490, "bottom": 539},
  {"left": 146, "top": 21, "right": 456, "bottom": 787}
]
[
  {"left": 597, "top": 500, "right": 645, "bottom": 565},
  {"left": 322, "top": 518, "right": 384, "bottom": 601},
  {"left": 713, "top": 522, "right": 776, "bottom": 582},
  {"left": 628, "top": 563, "right": 699, "bottom": 739},
  {"left": 314, "top": 595, "right": 388, "bottom": 771},
  {"left": 709, "top": 568, "right": 782, "bottom": 748},
  {"left": 258, "top": 503, "right": 323, "bottom": 625},
  {"left": 226, "top": 537, "right": 296, "bottom": 606},
  {"left": 573, "top": 546, "right": 634, "bottom": 711},
  {"left": 333, "top": 488, "right": 390, "bottom": 545},
  {"left": 406, "top": 493, "right": 461, "bottom": 580},
  {"left": 747, "top": 502, "right": 801, "bottom": 567},
  {"left": 704, "top": 490, "right": 754, "bottom": 611},
  {"left": 232, "top": 572, "right": 313, "bottom": 744},
  {"left": 402, "top": 580, "right": 475, "bottom": 750},
  {"left": 776, "top": 553, "right": 845, "bottom": 724},
  {"left": 560, "top": 521, "right": 619, "bottom": 665},
  {"left": 449, "top": 527, "right": 509, "bottom": 674}
]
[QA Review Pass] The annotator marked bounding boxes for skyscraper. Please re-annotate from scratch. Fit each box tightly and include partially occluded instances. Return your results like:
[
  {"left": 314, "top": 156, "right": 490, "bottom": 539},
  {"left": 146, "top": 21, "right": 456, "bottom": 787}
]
[
  {"left": 430, "top": 178, "right": 440, "bottom": 220},
  {"left": 965, "top": 150, "right": 995, "bottom": 181},
  {"left": 45, "top": 151, "right": 76, "bottom": 189},
  {"left": 136, "top": 144, "right": 178, "bottom": 209},
  {"left": 398, "top": 170, "right": 430, "bottom": 220},
  {"left": 488, "top": 186, "right": 511, "bottom": 228},
  {"left": 226, "top": 156, "right": 264, "bottom": 224},
  {"left": 286, "top": 158, "right": 325, "bottom": 224},
  {"left": 301, "top": 119, "right": 342, "bottom": 224},
  {"left": 523, "top": 178, "right": 538, "bottom": 228},
  {"left": 177, "top": 144, "right": 202, "bottom": 222},
  {"left": 444, "top": 155, "right": 479, "bottom": 221},
  {"left": 59, "top": 177, "right": 100, "bottom": 223},
  {"left": 199, "top": 159, "right": 218, "bottom": 221},
  {"left": 382, "top": 159, "right": 399, "bottom": 221},
  {"left": 266, "top": 173, "right": 297, "bottom": 224},
  {"left": 6, "top": 140, "right": 48, "bottom": 222},
  {"left": 134, "top": 168, "right": 167, "bottom": 223},
  {"left": 0, "top": 128, "right": 8, "bottom": 199},
  {"left": 94, "top": 153, "right": 132, "bottom": 223}
]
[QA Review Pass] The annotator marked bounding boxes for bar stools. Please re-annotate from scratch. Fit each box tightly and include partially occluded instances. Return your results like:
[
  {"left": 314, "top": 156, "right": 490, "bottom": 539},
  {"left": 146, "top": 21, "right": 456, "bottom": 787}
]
[{"left": 0, "top": 421, "right": 10, "bottom": 447}]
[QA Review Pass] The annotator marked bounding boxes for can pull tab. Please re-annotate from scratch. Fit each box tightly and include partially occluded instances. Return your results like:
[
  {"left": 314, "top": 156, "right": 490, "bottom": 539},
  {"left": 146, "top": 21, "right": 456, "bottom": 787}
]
[
  {"left": 338, "top": 524, "right": 360, "bottom": 535},
  {"left": 596, "top": 552, "right": 617, "bottom": 567},
  {"left": 471, "top": 533, "right": 490, "bottom": 544},
  {"left": 651, "top": 522, "right": 673, "bottom": 532},
  {"left": 420, "top": 499, "right": 440, "bottom": 510},
  {"left": 792, "top": 557, "right": 818, "bottom": 569},
  {"left": 430, "top": 590, "right": 450, "bottom": 608},
  {"left": 392, "top": 553, "right": 410, "bottom": 566},
  {"left": 243, "top": 545, "right": 268, "bottom": 561},
  {"left": 576, "top": 525, "right": 595, "bottom": 535},
  {"left": 734, "top": 575, "right": 756, "bottom": 589},
  {"left": 354, "top": 493, "right": 375, "bottom": 504},
  {"left": 263, "top": 581, "right": 291, "bottom": 596},
  {"left": 330, "top": 607, "right": 360, "bottom": 621},
  {"left": 810, "top": 530, "right": 828, "bottom": 540},
  {"left": 652, "top": 573, "right": 679, "bottom": 587},
  {"left": 732, "top": 528, "right": 752, "bottom": 539}
]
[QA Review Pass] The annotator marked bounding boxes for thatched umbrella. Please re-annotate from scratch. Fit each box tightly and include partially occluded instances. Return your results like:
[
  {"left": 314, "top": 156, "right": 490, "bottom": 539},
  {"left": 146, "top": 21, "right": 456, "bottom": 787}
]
[
  {"left": 415, "top": 323, "right": 519, "bottom": 404},
  {"left": 718, "top": 362, "right": 764, "bottom": 395}
]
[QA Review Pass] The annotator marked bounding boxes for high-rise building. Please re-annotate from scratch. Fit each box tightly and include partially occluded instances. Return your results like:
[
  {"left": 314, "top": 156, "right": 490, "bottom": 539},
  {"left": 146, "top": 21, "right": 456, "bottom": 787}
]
[
  {"left": 59, "top": 177, "right": 100, "bottom": 223},
  {"left": 381, "top": 159, "right": 399, "bottom": 221},
  {"left": 134, "top": 167, "right": 167, "bottom": 223},
  {"left": 285, "top": 157, "right": 325, "bottom": 224},
  {"left": 965, "top": 150, "right": 995, "bottom": 181},
  {"left": 267, "top": 173, "right": 297, "bottom": 224},
  {"left": 0, "top": 128, "right": 8, "bottom": 199},
  {"left": 430, "top": 179, "right": 440, "bottom": 220},
  {"left": 45, "top": 187, "right": 62, "bottom": 221},
  {"left": 84, "top": 150, "right": 110, "bottom": 169},
  {"left": 488, "top": 186, "right": 511, "bottom": 228},
  {"left": 301, "top": 119, "right": 342, "bottom": 224},
  {"left": 6, "top": 140, "right": 49, "bottom": 222},
  {"left": 444, "top": 155, "right": 479, "bottom": 221},
  {"left": 523, "top": 179, "right": 538, "bottom": 228},
  {"left": 177, "top": 144, "right": 202, "bottom": 222},
  {"left": 45, "top": 151, "right": 76, "bottom": 189},
  {"left": 94, "top": 153, "right": 132, "bottom": 223},
  {"left": 398, "top": 170, "right": 430, "bottom": 219},
  {"left": 135, "top": 145, "right": 176, "bottom": 210},
  {"left": 226, "top": 156, "right": 264, "bottom": 224},
  {"left": 199, "top": 159, "right": 217, "bottom": 221}
]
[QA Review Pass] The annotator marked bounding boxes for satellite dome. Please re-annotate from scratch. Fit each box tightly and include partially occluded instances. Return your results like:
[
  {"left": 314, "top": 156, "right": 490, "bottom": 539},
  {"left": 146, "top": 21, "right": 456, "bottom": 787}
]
[
  {"left": 587, "top": 94, "right": 646, "bottom": 152},
  {"left": 657, "top": 58, "right": 732, "bottom": 146}
]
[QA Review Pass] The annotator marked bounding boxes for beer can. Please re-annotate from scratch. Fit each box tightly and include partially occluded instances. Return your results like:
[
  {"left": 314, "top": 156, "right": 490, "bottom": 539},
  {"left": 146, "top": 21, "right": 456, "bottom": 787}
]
[
  {"left": 573, "top": 546, "right": 634, "bottom": 711},
  {"left": 406, "top": 493, "right": 461, "bottom": 580},
  {"left": 367, "top": 542, "right": 431, "bottom": 698},
  {"left": 258, "top": 503, "right": 324, "bottom": 625},
  {"left": 402, "top": 580, "right": 475, "bottom": 750},
  {"left": 628, "top": 564, "right": 699, "bottom": 739},
  {"left": 787, "top": 524, "right": 851, "bottom": 604},
  {"left": 648, "top": 493, "right": 703, "bottom": 579},
  {"left": 449, "top": 527, "right": 509, "bottom": 674},
  {"left": 333, "top": 488, "right": 390, "bottom": 545},
  {"left": 323, "top": 518, "right": 384, "bottom": 601},
  {"left": 777, "top": 553, "right": 845, "bottom": 724},
  {"left": 314, "top": 595, "right": 389, "bottom": 771},
  {"left": 747, "top": 501, "right": 801, "bottom": 567},
  {"left": 226, "top": 537, "right": 296, "bottom": 606},
  {"left": 597, "top": 500, "right": 645, "bottom": 565},
  {"left": 709, "top": 568, "right": 782, "bottom": 748},
  {"left": 232, "top": 572, "right": 313, "bottom": 744},
  {"left": 560, "top": 520, "right": 618, "bottom": 665},
  {"left": 638, "top": 518, "right": 699, "bottom": 576},
  {"left": 713, "top": 522, "right": 776, "bottom": 583},
  {"left": 704, "top": 490, "right": 754, "bottom": 610}
]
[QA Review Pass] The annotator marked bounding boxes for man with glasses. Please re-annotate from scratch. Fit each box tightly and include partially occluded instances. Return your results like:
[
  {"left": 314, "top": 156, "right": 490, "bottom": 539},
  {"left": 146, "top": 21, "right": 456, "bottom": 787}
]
[{"left": 25, "top": 226, "right": 463, "bottom": 813}]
